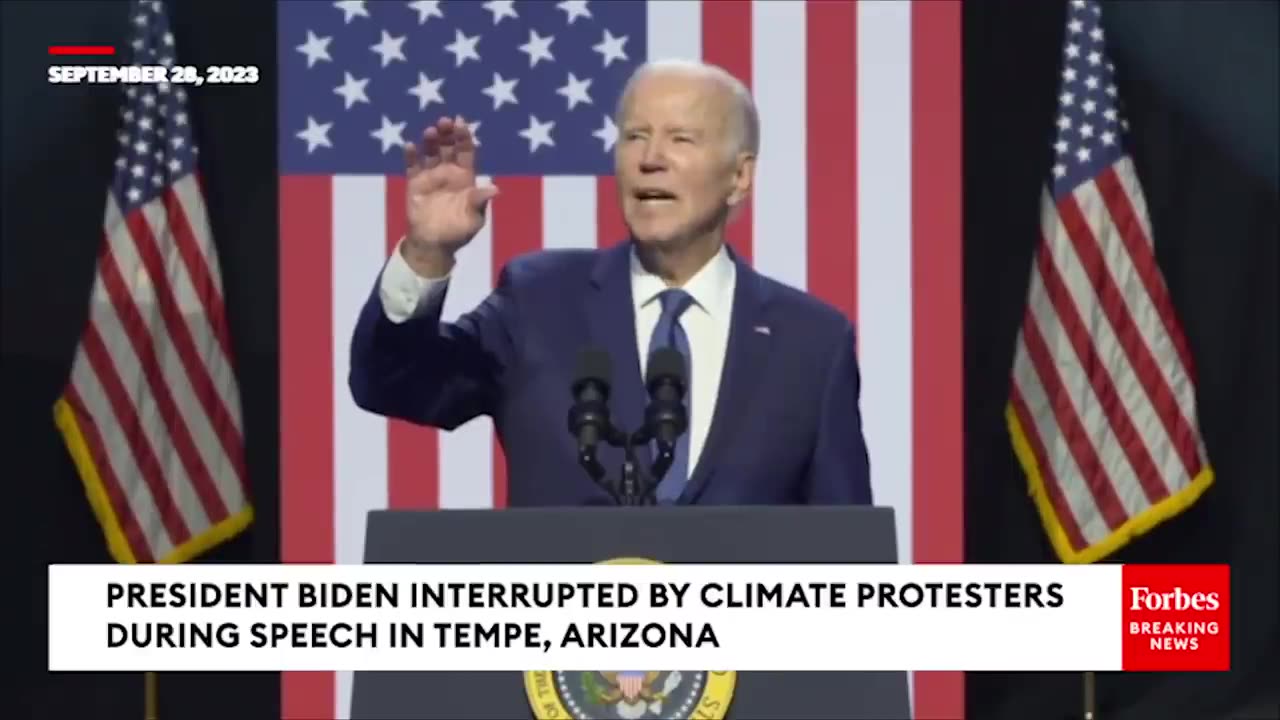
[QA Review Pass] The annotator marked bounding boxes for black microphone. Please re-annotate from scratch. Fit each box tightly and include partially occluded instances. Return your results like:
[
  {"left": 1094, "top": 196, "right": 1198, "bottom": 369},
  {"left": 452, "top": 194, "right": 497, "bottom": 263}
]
[
  {"left": 568, "top": 348, "right": 612, "bottom": 483},
  {"left": 644, "top": 347, "right": 688, "bottom": 450}
]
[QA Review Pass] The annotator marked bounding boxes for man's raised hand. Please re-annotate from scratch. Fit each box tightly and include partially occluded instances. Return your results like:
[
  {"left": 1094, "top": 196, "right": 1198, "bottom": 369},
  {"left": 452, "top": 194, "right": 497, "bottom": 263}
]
[{"left": 401, "top": 116, "right": 498, "bottom": 276}]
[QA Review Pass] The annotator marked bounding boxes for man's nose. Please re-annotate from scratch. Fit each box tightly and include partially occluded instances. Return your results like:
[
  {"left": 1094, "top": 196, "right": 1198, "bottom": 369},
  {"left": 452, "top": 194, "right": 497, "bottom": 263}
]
[{"left": 638, "top": 141, "right": 667, "bottom": 171}]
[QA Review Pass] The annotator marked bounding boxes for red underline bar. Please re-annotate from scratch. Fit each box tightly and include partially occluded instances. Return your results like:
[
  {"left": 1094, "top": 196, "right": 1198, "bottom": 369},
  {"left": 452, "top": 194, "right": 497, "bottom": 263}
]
[{"left": 49, "top": 46, "right": 116, "bottom": 56}]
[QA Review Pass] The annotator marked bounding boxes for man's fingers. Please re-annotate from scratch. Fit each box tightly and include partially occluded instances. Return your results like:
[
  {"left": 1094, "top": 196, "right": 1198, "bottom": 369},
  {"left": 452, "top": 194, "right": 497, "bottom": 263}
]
[
  {"left": 454, "top": 115, "right": 478, "bottom": 171},
  {"left": 468, "top": 184, "right": 499, "bottom": 211},
  {"left": 403, "top": 142, "right": 419, "bottom": 172}
]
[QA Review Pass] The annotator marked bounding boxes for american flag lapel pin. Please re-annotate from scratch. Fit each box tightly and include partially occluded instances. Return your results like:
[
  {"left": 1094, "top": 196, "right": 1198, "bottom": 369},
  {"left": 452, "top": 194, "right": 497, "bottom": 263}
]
[{"left": 753, "top": 325, "right": 771, "bottom": 335}]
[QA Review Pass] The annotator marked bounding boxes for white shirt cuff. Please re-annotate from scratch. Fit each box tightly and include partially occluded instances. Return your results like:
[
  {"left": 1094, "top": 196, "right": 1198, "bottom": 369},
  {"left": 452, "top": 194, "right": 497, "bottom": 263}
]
[{"left": 378, "top": 237, "right": 449, "bottom": 323}]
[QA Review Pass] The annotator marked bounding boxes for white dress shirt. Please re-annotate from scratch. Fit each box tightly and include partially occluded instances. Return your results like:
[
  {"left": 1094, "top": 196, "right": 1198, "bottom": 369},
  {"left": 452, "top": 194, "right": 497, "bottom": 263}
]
[{"left": 378, "top": 239, "right": 737, "bottom": 480}]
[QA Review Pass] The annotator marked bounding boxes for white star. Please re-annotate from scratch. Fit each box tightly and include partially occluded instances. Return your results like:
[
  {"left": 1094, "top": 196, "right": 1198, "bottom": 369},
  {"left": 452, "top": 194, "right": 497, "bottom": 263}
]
[
  {"left": 518, "top": 29, "right": 555, "bottom": 67},
  {"left": 162, "top": 32, "right": 174, "bottom": 46},
  {"left": 1068, "top": 19, "right": 1084, "bottom": 34},
  {"left": 134, "top": 139, "right": 149, "bottom": 154},
  {"left": 333, "top": 0, "right": 369, "bottom": 23},
  {"left": 128, "top": 187, "right": 142, "bottom": 203},
  {"left": 593, "top": 30, "right": 628, "bottom": 67},
  {"left": 371, "top": 115, "right": 407, "bottom": 153},
  {"left": 1085, "top": 75, "right": 1100, "bottom": 90},
  {"left": 1059, "top": 91, "right": 1075, "bottom": 107},
  {"left": 1070, "top": 0, "right": 1086, "bottom": 8},
  {"left": 408, "top": 0, "right": 444, "bottom": 23},
  {"left": 334, "top": 72, "right": 370, "bottom": 109},
  {"left": 592, "top": 114, "right": 617, "bottom": 152},
  {"left": 132, "top": 38, "right": 144, "bottom": 51},
  {"left": 131, "top": 164, "right": 145, "bottom": 179},
  {"left": 468, "top": 121, "right": 482, "bottom": 146},
  {"left": 152, "top": 174, "right": 163, "bottom": 187},
  {"left": 1054, "top": 139, "right": 1068, "bottom": 155},
  {"left": 297, "top": 117, "right": 333, "bottom": 153},
  {"left": 296, "top": 31, "right": 332, "bottom": 68},
  {"left": 1087, "top": 50, "right": 1102, "bottom": 66},
  {"left": 1065, "top": 43, "right": 1080, "bottom": 59},
  {"left": 1105, "top": 83, "right": 1117, "bottom": 97},
  {"left": 158, "top": 55, "right": 174, "bottom": 68},
  {"left": 175, "top": 111, "right": 188, "bottom": 126},
  {"left": 557, "top": 72, "right": 593, "bottom": 110},
  {"left": 518, "top": 115, "right": 555, "bottom": 152},
  {"left": 1081, "top": 99, "right": 1097, "bottom": 115},
  {"left": 482, "top": 0, "right": 518, "bottom": 24},
  {"left": 1100, "top": 130, "right": 1116, "bottom": 146},
  {"left": 167, "top": 158, "right": 182, "bottom": 173},
  {"left": 557, "top": 0, "right": 592, "bottom": 24},
  {"left": 1052, "top": 163, "right": 1066, "bottom": 178},
  {"left": 444, "top": 29, "right": 481, "bottom": 67},
  {"left": 142, "top": 93, "right": 157, "bottom": 108},
  {"left": 1103, "top": 108, "right": 1118, "bottom": 123},
  {"left": 171, "top": 136, "right": 185, "bottom": 149},
  {"left": 371, "top": 30, "right": 407, "bottom": 68},
  {"left": 1090, "top": 27, "right": 1104, "bottom": 42},
  {"left": 138, "top": 117, "right": 153, "bottom": 132},
  {"left": 1075, "top": 147, "right": 1091, "bottom": 163},
  {"left": 482, "top": 72, "right": 519, "bottom": 110},
  {"left": 1057, "top": 115, "right": 1072, "bottom": 131},
  {"left": 1079, "top": 123, "right": 1094, "bottom": 139},
  {"left": 1120, "top": 118, "right": 1129, "bottom": 131},
  {"left": 1063, "top": 67, "right": 1077, "bottom": 83},
  {"left": 408, "top": 72, "right": 445, "bottom": 110}
]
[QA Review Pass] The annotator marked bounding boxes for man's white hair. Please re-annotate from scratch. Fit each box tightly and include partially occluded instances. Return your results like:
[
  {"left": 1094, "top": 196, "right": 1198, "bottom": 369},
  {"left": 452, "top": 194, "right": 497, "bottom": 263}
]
[{"left": 614, "top": 58, "right": 760, "bottom": 157}]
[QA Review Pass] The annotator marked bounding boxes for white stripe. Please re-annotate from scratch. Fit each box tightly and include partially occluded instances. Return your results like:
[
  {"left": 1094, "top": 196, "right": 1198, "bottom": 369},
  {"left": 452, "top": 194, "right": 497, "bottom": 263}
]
[
  {"left": 1071, "top": 178, "right": 1199, "bottom": 456},
  {"left": 750, "top": 0, "right": 807, "bottom": 290},
  {"left": 331, "top": 176, "right": 389, "bottom": 719},
  {"left": 1042, "top": 195, "right": 1187, "bottom": 494},
  {"left": 1011, "top": 337, "right": 1110, "bottom": 544},
  {"left": 437, "top": 175, "right": 495, "bottom": 509},
  {"left": 136, "top": 197, "right": 247, "bottom": 511},
  {"left": 69, "top": 347, "right": 171, "bottom": 560},
  {"left": 1109, "top": 157, "right": 1155, "bottom": 247},
  {"left": 100, "top": 197, "right": 211, "bottom": 535},
  {"left": 646, "top": 0, "right": 702, "bottom": 61},
  {"left": 542, "top": 176, "right": 598, "bottom": 249},
  {"left": 170, "top": 174, "right": 225, "bottom": 297},
  {"left": 856, "top": 1, "right": 914, "bottom": 567},
  {"left": 1023, "top": 257, "right": 1149, "bottom": 521}
]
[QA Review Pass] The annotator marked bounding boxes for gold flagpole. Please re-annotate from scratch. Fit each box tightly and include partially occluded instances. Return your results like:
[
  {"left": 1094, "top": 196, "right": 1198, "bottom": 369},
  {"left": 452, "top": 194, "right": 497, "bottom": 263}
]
[
  {"left": 1083, "top": 671, "right": 1096, "bottom": 719},
  {"left": 145, "top": 671, "right": 158, "bottom": 719}
]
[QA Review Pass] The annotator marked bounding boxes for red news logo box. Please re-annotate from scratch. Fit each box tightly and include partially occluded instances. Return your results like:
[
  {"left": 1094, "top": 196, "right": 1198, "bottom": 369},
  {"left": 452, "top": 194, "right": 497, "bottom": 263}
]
[{"left": 1121, "top": 564, "right": 1230, "bottom": 671}]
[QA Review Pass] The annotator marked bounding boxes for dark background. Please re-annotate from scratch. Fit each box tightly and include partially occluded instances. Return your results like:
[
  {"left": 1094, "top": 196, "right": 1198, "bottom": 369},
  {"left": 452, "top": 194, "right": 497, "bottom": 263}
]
[{"left": 3, "top": 1, "right": 1276, "bottom": 719}]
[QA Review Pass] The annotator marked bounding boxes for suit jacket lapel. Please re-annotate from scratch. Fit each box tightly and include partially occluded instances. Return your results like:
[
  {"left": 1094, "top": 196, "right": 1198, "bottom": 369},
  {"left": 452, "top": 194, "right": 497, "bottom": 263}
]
[
  {"left": 680, "top": 253, "right": 774, "bottom": 503},
  {"left": 586, "top": 244, "right": 652, "bottom": 472}
]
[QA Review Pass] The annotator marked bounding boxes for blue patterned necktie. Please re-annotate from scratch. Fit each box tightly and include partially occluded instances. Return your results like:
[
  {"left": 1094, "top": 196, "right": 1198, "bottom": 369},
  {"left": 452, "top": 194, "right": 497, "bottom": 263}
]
[{"left": 647, "top": 289, "right": 695, "bottom": 503}]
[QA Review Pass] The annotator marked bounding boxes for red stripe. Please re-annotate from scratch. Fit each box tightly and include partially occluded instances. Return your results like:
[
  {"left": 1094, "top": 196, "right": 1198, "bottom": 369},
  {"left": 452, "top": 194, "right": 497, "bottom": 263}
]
[
  {"left": 1021, "top": 307, "right": 1130, "bottom": 530},
  {"left": 79, "top": 321, "right": 191, "bottom": 545},
  {"left": 121, "top": 210, "right": 242, "bottom": 515},
  {"left": 1095, "top": 168, "right": 1198, "bottom": 380},
  {"left": 490, "top": 176, "right": 544, "bottom": 509},
  {"left": 702, "top": 0, "right": 753, "bottom": 264},
  {"left": 1010, "top": 382, "right": 1090, "bottom": 551},
  {"left": 96, "top": 243, "right": 230, "bottom": 523},
  {"left": 1055, "top": 194, "right": 1202, "bottom": 483},
  {"left": 911, "top": 2, "right": 965, "bottom": 718},
  {"left": 65, "top": 386, "right": 155, "bottom": 562},
  {"left": 280, "top": 176, "right": 335, "bottom": 720},
  {"left": 160, "top": 187, "right": 248, "bottom": 488},
  {"left": 49, "top": 45, "right": 114, "bottom": 55},
  {"left": 596, "top": 176, "right": 628, "bottom": 247},
  {"left": 1035, "top": 241, "right": 1169, "bottom": 503},
  {"left": 385, "top": 175, "right": 441, "bottom": 511},
  {"left": 805, "top": 0, "right": 858, "bottom": 321}
]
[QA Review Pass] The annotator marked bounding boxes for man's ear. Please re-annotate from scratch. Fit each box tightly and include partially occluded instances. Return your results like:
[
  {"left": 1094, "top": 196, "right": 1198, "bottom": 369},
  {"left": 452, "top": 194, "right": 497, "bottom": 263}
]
[{"left": 727, "top": 153, "right": 756, "bottom": 207}]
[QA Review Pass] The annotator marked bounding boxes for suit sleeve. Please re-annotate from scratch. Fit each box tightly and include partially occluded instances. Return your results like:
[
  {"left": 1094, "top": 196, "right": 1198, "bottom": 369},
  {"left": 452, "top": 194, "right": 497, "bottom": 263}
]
[
  {"left": 804, "top": 321, "right": 873, "bottom": 505},
  {"left": 348, "top": 250, "right": 519, "bottom": 430}
]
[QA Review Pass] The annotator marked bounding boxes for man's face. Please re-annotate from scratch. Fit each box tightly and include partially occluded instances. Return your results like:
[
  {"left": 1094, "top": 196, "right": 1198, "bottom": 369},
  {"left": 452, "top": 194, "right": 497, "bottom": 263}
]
[{"left": 615, "top": 72, "right": 752, "bottom": 250}]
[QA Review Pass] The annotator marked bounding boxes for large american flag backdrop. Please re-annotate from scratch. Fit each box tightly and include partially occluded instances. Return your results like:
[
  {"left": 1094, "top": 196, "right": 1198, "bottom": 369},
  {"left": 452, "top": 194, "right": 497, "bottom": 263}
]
[{"left": 278, "top": 1, "right": 961, "bottom": 718}]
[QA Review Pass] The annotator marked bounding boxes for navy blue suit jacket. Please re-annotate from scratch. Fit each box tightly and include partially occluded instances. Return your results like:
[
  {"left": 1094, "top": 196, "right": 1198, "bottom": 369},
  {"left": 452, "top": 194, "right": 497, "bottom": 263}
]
[{"left": 349, "top": 242, "right": 872, "bottom": 507}]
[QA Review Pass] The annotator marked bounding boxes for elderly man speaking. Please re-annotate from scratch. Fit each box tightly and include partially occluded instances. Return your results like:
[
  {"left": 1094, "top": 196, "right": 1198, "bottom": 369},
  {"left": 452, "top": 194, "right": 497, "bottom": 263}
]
[{"left": 349, "top": 60, "right": 872, "bottom": 508}]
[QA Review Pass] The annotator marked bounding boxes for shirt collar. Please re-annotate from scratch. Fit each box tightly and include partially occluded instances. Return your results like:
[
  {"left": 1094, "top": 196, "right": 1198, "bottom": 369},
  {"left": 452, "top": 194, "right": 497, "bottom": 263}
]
[{"left": 630, "top": 242, "right": 735, "bottom": 317}]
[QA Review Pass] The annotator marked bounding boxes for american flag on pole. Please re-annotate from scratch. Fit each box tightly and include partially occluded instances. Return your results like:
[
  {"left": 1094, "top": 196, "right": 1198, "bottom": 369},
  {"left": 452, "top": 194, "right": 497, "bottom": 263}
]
[
  {"left": 53, "top": 0, "right": 252, "bottom": 565},
  {"left": 1007, "top": 0, "right": 1214, "bottom": 565},
  {"left": 278, "top": 1, "right": 961, "bottom": 717}
]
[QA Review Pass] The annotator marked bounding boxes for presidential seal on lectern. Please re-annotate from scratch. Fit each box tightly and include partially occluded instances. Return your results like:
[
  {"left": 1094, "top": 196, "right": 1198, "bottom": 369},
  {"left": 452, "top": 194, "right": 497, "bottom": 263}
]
[
  {"left": 524, "top": 669, "right": 736, "bottom": 720},
  {"left": 523, "top": 557, "right": 736, "bottom": 719}
]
